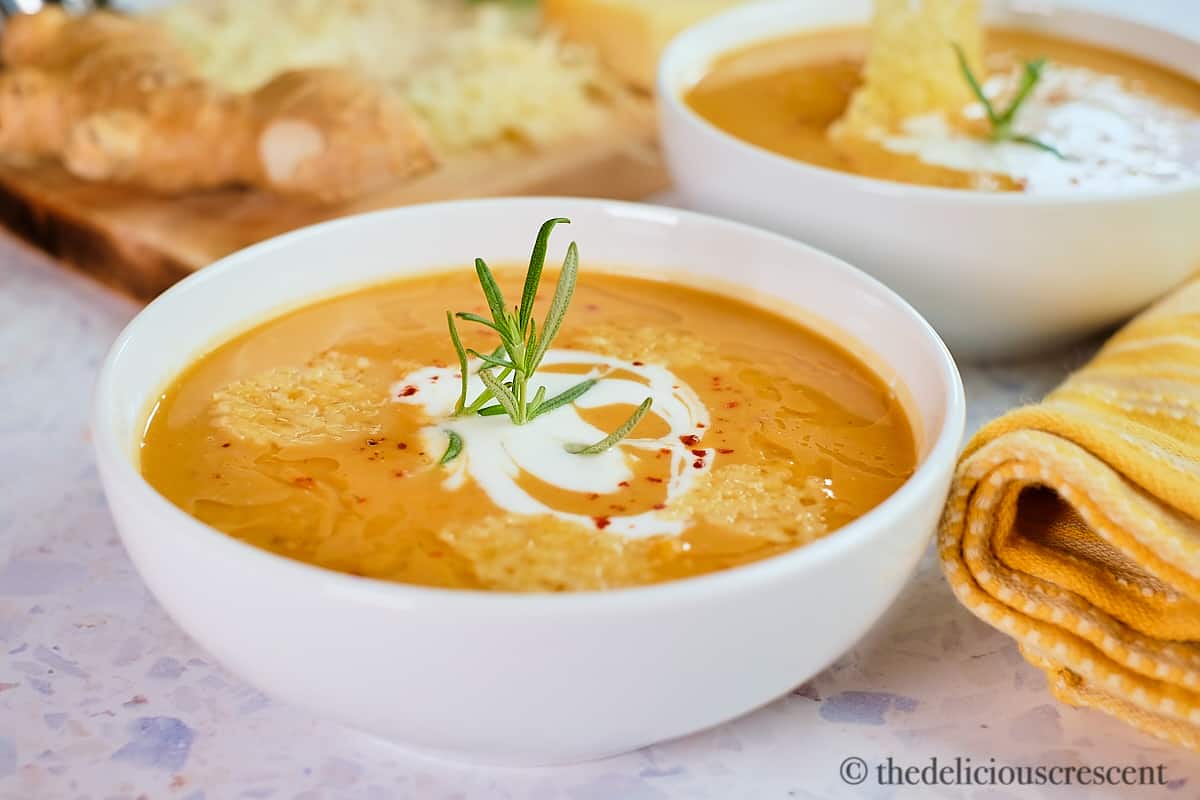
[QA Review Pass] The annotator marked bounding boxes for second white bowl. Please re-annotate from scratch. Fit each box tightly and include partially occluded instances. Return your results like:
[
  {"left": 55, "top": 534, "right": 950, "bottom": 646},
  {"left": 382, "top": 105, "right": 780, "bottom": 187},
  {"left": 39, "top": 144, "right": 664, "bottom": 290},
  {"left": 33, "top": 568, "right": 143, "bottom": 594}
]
[{"left": 659, "top": 0, "right": 1200, "bottom": 360}]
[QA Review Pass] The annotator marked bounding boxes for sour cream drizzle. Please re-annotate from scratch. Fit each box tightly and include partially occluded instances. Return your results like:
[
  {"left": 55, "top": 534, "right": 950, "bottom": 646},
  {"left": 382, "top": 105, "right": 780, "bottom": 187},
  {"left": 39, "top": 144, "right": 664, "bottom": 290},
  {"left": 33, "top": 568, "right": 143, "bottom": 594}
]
[
  {"left": 877, "top": 64, "right": 1200, "bottom": 192},
  {"left": 392, "top": 350, "right": 712, "bottom": 538}
]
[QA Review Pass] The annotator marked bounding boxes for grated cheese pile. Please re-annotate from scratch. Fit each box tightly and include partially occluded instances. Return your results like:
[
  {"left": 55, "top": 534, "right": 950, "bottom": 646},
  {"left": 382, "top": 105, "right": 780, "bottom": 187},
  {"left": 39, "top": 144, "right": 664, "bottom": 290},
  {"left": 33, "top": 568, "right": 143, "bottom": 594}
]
[
  {"left": 211, "top": 351, "right": 385, "bottom": 446},
  {"left": 836, "top": 0, "right": 984, "bottom": 136},
  {"left": 155, "top": 0, "right": 610, "bottom": 154}
]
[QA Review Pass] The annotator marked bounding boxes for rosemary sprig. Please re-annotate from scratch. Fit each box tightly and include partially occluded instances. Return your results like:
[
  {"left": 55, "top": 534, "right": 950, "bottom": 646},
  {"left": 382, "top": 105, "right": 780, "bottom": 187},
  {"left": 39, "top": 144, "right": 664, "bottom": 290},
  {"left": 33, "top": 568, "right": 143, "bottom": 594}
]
[
  {"left": 438, "top": 218, "right": 653, "bottom": 463},
  {"left": 952, "top": 44, "right": 1065, "bottom": 159}
]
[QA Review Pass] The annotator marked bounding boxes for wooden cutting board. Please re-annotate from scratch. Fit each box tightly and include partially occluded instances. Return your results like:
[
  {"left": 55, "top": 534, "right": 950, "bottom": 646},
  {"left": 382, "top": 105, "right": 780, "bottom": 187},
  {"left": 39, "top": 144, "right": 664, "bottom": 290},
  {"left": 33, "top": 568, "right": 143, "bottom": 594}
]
[{"left": 0, "top": 96, "right": 668, "bottom": 300}]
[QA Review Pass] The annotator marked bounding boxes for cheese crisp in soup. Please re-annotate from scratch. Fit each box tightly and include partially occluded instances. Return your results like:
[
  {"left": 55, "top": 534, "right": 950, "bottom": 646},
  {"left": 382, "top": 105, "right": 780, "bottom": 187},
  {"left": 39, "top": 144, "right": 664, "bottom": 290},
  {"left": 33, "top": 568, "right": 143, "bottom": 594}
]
[
  {"left": 685, "top": 28, "right": 1200, "bottom": 192},
  {"left": 140, "top": 224, "right": 915, "bottom": 592}
]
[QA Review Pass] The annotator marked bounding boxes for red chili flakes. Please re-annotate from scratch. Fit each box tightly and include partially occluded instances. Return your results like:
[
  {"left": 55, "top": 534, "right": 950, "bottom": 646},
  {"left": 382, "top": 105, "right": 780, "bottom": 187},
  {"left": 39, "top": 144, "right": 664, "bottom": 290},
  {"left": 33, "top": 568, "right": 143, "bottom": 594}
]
[
  {"left": 586, "top": 303, "right": 600, "bottom": 311},
  {"left": 690, "top": 449, "right": 706, "bottom": 457},
  {"left": 354, "top": 495, "right": 368, "bottom": 504},
  {"left": 692, "top": 459, "right": 705, "bottom": 469},
  {"left": 429, "top": 550, "right": 443, "bottom": 559},
  {"left": 618, "top": 480, "right": 631, "bottom": 488},
  {"left": 653, "top": 503, "right": 667, "bottom": 510},
  {"left": 659, "top": 447, "right": 672, "bottom": 455},
  {"left": 593, "top": 516, "right": 612, "bottom": 530},
  {"left": 397, "top": 442, "right": 408, "bottom": 450},
  {"left": 697, "top": 422, "right": 706, "bottom": 428},
  {"left": 632, "top": 361, "right": 645, "bottom": 366},
  {"left": 588, "top": 492, "right": 601, "bottom": 501},
  {"left": 646, "top": 476, "right": 664, "bottom": 484},
  {"left": 293, "top": 477, "right": 316, "bottom": 489},
  {"left": 431, "top": 375, "right": 440, "bottom": 382},
  {"left": 220, "top": 442, "right": 231, "bottom": 448},
  {"left": 609, "top": 504, "right": 627, "bottom": 512},
  {"left": 679, "top": 434, "right": 700, "bottom": 447},
  {"left": 393, "top": 470, "right": 407, "bottom": 479},
  {"left": 717, "top": 448, "right": 735, "bottom": 455},
  {"left": 366, "top": 439, "right": 378, "bottom": 446},
  {"left": 724, "top": 401, "right": 740, "bottom": 409},
  {"left": 399, "top": 385, "right": 418, "bottom": 397}
]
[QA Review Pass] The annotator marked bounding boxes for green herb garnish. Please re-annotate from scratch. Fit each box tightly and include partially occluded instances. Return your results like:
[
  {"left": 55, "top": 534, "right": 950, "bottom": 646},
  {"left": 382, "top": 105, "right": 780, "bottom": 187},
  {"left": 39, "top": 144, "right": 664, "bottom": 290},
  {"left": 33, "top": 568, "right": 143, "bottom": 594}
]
[
  {"left": 953, "top": 44, "right": 1065, "bottom": 159},
  {"left": 441, "top": 218, "right": 653, "bottom": 462},
  {"left": 438, "top": 430, "right": 463, "bottom": 465},
  {"left": 565, "top": 398, "right": 654, "bottom": 456}
]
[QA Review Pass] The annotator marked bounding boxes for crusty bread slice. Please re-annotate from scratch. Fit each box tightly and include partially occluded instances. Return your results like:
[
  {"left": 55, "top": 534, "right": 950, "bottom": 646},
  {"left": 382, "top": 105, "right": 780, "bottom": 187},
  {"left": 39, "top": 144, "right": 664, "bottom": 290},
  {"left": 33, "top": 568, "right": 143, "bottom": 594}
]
[{"left": 0, "top": 8, "right": 437, "bottom": 201}]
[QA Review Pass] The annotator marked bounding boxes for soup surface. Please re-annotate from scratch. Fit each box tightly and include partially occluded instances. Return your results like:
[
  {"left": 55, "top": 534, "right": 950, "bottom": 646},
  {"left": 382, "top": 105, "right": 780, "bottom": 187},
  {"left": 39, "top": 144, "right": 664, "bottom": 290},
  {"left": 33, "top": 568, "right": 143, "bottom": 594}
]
[
  {"left": 685, "top": 28, "right": 1200, "bottom": 192},
  {"left": 141, "top": 270, "right": 915, "bottom": 592}
]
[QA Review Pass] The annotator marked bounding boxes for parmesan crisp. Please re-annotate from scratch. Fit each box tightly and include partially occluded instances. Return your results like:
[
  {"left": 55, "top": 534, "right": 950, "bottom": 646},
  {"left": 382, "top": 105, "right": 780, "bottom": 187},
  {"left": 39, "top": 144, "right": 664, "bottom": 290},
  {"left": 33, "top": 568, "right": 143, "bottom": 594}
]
[
  {"left": 836, "top": 0, "right": 984, "bottom": 136},
  {"left": 211, "top": 351, "right": 385, "bottom": 446},
  {"left": 670, "top": 464, "right": 829, "bottom": 545}
]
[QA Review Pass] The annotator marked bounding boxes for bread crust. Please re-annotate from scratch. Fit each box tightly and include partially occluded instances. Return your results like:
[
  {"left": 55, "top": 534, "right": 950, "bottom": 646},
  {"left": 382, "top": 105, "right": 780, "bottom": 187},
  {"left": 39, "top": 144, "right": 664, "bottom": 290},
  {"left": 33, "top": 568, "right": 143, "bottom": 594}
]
[{"left": 0, "top": 8, "right": 437, "bottom": 201}]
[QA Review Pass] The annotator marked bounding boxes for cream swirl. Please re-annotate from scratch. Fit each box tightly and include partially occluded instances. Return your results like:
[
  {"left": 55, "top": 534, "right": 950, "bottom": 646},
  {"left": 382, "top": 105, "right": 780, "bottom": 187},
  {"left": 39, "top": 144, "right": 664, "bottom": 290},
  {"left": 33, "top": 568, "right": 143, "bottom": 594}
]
[{"left": 392, "top": 350, "right": 712, "bottom": 537}]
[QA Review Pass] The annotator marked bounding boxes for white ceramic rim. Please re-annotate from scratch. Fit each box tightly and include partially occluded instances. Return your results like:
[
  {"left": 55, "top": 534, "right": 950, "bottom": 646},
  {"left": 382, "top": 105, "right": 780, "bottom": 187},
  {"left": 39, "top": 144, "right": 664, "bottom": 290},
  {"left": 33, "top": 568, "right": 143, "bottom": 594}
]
[
  {"left": 92, "top": 197, "right": 965, "bottom": 610},
  {"left": 658, "top": 0, "right": 1200, "bottom": 205}
]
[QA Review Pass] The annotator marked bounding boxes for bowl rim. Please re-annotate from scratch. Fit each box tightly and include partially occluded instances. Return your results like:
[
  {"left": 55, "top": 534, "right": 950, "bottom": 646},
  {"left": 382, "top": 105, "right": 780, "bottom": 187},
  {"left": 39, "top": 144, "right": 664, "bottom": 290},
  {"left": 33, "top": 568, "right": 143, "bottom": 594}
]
[
  {"left": 92, "top": 196, "right": 966, "bottom": 611},
  {"left": 657, "top": 0, "right": 1200, "bottom": 206}
]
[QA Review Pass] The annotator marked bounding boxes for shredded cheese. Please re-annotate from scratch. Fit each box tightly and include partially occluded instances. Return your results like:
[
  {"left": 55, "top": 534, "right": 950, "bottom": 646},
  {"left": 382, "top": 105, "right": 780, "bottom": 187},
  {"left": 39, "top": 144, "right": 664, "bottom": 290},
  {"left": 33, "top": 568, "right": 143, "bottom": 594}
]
[{"left": 155, "top": 0, "right": 610, "bottom": 154}]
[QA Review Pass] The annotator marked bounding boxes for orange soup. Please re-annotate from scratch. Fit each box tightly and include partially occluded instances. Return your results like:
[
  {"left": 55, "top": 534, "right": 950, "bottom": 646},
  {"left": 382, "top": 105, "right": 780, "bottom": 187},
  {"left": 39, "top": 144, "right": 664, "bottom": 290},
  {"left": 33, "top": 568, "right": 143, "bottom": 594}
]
[
  {"left": 141, "top": 229, "right": 916, "bottom": 592},
  {"left": 686, "top": 28, "right": 1200, "bottom": 192}
]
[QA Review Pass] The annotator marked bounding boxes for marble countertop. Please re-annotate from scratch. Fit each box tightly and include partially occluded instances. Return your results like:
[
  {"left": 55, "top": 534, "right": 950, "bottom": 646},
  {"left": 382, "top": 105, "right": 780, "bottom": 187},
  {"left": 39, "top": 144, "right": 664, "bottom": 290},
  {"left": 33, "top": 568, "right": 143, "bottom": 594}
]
[
  {"left": 3, "top": 0, "right": 1200, "bottom": 794},
  {"left": 3, "top": 233, "right": 1196, "bottom": 800}
]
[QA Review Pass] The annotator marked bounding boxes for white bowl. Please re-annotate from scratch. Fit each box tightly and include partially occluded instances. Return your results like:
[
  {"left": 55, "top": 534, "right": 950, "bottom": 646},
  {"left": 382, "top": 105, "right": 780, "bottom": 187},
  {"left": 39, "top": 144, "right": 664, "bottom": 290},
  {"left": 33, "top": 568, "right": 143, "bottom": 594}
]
[
  {"left": 659, "top": 0, "right": 1200, "bottom": 360},
  {"left": 92, "top": 198, "right": 964, "bottom": 765}
]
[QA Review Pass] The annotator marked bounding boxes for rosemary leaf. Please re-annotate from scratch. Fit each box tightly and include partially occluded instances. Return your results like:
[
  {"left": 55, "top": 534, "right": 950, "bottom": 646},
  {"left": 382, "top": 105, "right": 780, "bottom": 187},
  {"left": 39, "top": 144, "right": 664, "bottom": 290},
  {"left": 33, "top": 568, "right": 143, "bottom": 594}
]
[
  {"left": 952, "top": 44, "right": 998, "bottom": 125},
  {"left": 530, "top": 378, "right": 596, "bottom": 420},
  {"left": 467, "top": 348, "right": 517, "bottom": 371},
  {"left": 519, "top": 218, "right": 569, "bottom": 331},
  {"left": 530, "top": 241, "right": 579, "bottom": 370},
  {"left": 527, "top": 385, "right": 547, "bottom": 416},
  {"left": 455, "top": 312, "right": 503, "bottom": 333},
  {"left": 476, "top": 404, "right": 508, "bottom": 416},
  {"left": 474, "top": 257, "right": 509, "bottom": 329},
  {"left": 996, "top": 58, "right": 1046, "bottom": 129},
  {"left": 446, "top": 312, "right": 469, "bottom": 415},
  {"left": 1011, "top": 133, "right": 1066, "bottom": 159},
  {"left": 565, "top": 398, "right": 653, "bottom": 455},
  {"left": 478, "top": 368, "right": 520, "bottom": 419},
  {"left": 439, "top": 430, "right": 463, "bottom": 465}
]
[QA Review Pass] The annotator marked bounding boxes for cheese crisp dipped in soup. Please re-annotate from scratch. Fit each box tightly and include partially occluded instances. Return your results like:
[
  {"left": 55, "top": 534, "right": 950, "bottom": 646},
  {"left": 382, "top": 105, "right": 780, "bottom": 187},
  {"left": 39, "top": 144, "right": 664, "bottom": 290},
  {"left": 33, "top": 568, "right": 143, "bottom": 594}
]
[
  {"left": 685, "top": 0, "right": 1200, "bottom": 193},
  {"left": 140, "top": 220, "right": 916, "bottom": 592}
]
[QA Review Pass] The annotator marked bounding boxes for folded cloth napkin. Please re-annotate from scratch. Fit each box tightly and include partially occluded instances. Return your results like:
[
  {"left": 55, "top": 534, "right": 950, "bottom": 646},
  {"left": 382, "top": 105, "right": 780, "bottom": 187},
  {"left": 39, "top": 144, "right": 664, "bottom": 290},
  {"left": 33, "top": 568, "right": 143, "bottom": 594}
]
[{"left": 939, "top": 279, "right": 1200, "bottom": 751}]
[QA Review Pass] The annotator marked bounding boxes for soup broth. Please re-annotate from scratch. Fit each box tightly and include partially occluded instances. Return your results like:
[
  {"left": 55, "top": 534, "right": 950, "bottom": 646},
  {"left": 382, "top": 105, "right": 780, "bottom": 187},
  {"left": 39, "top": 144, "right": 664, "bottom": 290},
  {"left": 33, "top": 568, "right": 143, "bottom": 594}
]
[
  {"left": 685, "top": 28, "right": 1200, "bottom": 192},
  {"left": 141, "top": 270, "right": 916, "bottom": 592}
]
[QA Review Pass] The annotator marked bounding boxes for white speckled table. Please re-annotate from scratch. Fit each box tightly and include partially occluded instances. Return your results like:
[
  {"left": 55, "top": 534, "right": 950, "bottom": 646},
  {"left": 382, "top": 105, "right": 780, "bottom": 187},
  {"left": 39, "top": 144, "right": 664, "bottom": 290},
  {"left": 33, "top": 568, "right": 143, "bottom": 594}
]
[
  {"left": 4, "top": 1, "right": 1200, "bottom": 795},
  {"left": 2, "top": 230, "right": 1195, "bottom": 800}
]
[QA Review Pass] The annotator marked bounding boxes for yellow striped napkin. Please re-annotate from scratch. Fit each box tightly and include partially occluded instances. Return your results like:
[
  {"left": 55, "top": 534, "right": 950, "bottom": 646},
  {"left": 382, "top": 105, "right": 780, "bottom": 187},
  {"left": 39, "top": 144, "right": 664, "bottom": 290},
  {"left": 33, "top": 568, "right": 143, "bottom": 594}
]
[{"left": 939, "top": 279, "right": 1200, "bottom": 750}]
